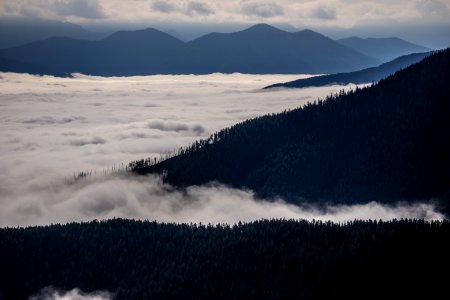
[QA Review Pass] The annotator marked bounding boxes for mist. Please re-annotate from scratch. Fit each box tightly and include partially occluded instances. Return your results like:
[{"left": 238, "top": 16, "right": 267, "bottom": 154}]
[
  {"left": 29, "top": 287, "right": 112, "bottom": 300},
  {"left": 0, "top": 72, "right": 442, "bottom": 227}
]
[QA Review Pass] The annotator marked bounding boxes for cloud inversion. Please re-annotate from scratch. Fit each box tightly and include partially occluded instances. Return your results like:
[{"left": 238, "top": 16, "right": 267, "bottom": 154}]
[{"left": 0, "top": 72, "right": 443, "bottom": 227}]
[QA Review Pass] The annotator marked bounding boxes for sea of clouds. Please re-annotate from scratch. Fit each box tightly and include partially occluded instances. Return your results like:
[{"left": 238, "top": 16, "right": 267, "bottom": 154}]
[{"left": 0, "top": 72, "right": 443, "bottom": 227}]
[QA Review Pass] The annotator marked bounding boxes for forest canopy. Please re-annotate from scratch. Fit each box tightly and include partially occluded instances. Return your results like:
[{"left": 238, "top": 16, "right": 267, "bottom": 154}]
[{"left": 1, "top": 218, "right": 449, "bottom": 299}]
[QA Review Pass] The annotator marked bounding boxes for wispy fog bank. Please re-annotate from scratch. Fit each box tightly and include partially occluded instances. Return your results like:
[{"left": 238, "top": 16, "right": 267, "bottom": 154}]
[
  {"left": 30, "top": 287, "right": 112, "bottom": 300},
  {"left": 0, "top": 72, "right": 440, "bottom": 226},
  {"left": 0, "top": 174, "right": 444, "bottom": 227}
]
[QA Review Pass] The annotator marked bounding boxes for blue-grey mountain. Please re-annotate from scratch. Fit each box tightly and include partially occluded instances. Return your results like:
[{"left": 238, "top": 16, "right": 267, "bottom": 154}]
[
  {"left": 0, "top": 17, "right": 107, "bottom": 49},
  {"left": 178, "top": 24, "right": 379, "bottom": 74},
  {"left": 0, "top": 24, "right": 380, "bottom": 76},
  {"left": 265, "top": 51, "right": 431, "bottom": 89},
  {"left": 337, "top": 36, "right": 431, "bottom": 62}
]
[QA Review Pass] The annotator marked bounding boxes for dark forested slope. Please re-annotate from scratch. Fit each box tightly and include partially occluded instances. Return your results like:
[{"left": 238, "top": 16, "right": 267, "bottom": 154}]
[
  {"left": 133, "top": 49, "right": 450, "bottom": 207},
  {"left": 1, "top": 219, "right": 449, "bottom": 300},
  {"left": 265, "top": 51, "right": 430, "bottom": 89}
]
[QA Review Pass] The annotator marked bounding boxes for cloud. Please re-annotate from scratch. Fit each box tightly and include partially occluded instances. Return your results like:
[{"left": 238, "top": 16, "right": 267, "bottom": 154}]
[
  {"left": 0, "top": 173, "right": 444, "bottom": 227},
  {"left": 151, "top": 0, "right": 178, "bottom": 13},
  {"left": 23, "top": 115, "right": 87, "bottom": 125},
  {"left": 241, "top": 2, "right": 284, "bottom": 18},
  {"left": 30, "top": 287, "right": 112, "bottom": 300},
  {"left": 415, "top": 0, "right": 450, "bottom": 18},
  {"left": 68, "top": 136, "right": 107, "bottom": 147},
  {"left": 54, "top": 0, "right": 106, "bottom": 19},
  {"left": 186, "top": 1, "right": 214, "bottom": 16},
  {"left": 148, "top": 120, "right": 205, "bottom": 135},
  {"left": 0, "top": 72, "right": 442, "bottom": 227},
  {"left": 309, "top": 6, "right": 336, "bottom": 20}
]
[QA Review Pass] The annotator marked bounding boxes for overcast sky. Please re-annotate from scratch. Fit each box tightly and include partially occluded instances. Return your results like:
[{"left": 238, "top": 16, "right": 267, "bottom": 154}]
[{"left": 0, "top": 0, "right": 449, "bottom": 47}]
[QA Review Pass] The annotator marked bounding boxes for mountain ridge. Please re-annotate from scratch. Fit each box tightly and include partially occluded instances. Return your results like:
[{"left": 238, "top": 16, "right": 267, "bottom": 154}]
[
  {"left": 0, "top": 24, "right": 380, "bottom": 76},
  {"left": 337, "top": 36, "right": 431, "bottom": 62},
  {"left": 264, "top": 51, "right": 432, "bottom": 89}
]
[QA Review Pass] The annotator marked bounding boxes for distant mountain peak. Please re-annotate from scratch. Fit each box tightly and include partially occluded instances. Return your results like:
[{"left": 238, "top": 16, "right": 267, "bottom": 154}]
[
  {"left": 296, "top": 29, "right": 325, "bottom": 37},
  {"left": 243, "top": 23, "right": 284, "bottom": 33},
  {"left": 103, "top": 27, "right": 181, "bottom": 42}
]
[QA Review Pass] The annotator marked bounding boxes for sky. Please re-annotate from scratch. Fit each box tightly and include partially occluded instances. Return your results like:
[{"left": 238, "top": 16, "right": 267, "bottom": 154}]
[
  {"left": 0, "top": 0, "right": 449, "bottom": 47},
  {"left": 0, "top": 72, "right": 443, "bottom": 226}
]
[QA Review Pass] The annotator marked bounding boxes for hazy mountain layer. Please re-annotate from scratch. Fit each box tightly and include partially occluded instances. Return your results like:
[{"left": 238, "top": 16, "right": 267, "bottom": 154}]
[
  {"left": 0, "top": 24, "right": 380, "bottom": 76},
  {"left": 265, "top": 51, "right": 431, "bottom": 89},
  {"left": 337, "top": 36, "right": 431, "bottom": 62},
  {"left": 0, "top": 17, "right": 107, "bottom": 49}
]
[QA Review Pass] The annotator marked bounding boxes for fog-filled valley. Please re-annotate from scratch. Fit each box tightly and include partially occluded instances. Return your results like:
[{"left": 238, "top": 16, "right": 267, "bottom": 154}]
[
  {"left": 1, "top": 0, "right": 450, "bottom": 298},
  {"left": 1, "top": 72, "right": 443, "bottom": 226}
]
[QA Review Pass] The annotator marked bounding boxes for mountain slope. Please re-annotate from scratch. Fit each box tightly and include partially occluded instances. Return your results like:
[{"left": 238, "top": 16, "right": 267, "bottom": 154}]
[
  {"left": 337, "top": 36, "right": 431, "bottom": 62},
  {"left": 0, "top": 56, "right": 66, "bottom": 76},
  {"left": 265, "top": 51, "right": 431, "bottom": 89},
  {"left": 1, "top": 219, "right": 449, "bottom": 300},
  {"left": 0, "top": 24, "right": 380, "bottom": 76},
  {"left": 133, "top": 49, "right": 450, "bottom": 207}
]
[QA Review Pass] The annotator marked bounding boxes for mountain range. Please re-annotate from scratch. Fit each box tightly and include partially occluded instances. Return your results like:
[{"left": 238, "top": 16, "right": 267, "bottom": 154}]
[
  {"left": 131, "top": 49, "right": 450, "bottom": 213},
  {"left": 265, "top": 51, "right": 431, "bottom": 89},
  {"left": 0, "top": 24, "right": 415, "bottom": 76},
  {"left": 0, "top": 17, "right": 107, "bottom": 49},
  {"left": 337, "top": 36, "right": 431, "bottom": 62}
]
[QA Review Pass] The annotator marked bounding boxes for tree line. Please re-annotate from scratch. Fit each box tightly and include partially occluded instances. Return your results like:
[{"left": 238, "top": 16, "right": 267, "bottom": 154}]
[{"left": 1, "top": 218, "right": 449, "bottom": 299}]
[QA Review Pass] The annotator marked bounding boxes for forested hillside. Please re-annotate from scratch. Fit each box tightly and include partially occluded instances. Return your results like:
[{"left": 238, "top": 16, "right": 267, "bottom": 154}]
[
  {"left": 265, "top": 51, "right": 430, "bottom": 89},
  {"left": 133, "top": 49, "right": 450, "bottom": 209},
  {"left": 1, "top": 219, "right": 448, "bottom": 299}
]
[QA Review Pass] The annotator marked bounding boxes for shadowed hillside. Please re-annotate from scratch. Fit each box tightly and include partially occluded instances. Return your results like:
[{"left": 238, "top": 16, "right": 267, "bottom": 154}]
[
  {"left": 132, "top": 49, "right": 450, "bottom": 210},
  {"left": 1, "top": 219, "right": 448, "bottom": 299}
]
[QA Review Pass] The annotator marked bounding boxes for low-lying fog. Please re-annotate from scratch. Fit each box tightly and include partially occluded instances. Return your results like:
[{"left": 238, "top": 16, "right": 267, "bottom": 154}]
[{"left": 0, "top": 72, "right": 443, "bottom": 226}]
